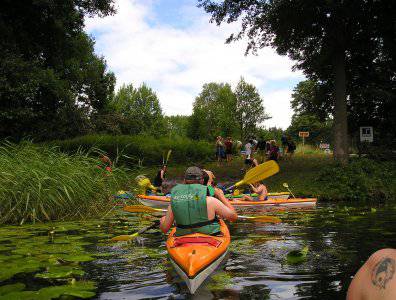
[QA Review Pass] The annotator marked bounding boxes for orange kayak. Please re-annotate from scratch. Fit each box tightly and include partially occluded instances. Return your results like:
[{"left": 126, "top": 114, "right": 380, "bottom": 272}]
[
  {"left": 138, "top": 194, "right": 317, "bottom": 210},
  {"left": 167, "top": 219, "right": 230, "bottom": 294}
]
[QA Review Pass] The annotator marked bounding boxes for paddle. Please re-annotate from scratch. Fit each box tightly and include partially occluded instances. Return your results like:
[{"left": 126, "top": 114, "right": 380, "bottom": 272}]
[
  {"left": 226, "top": 160, "right": 280, "bottom": 191},
  {"left": 111, "top": 219, "right": 160, "bottom": 242},
  {"left": 123, "top": 205, "right": 282, "bottom": 224},
  {"left": 282, "top": 182, "right": 296, "bottom": 198},
  {"left": 165, "top": 149, "right": 172, "bottom": 165}
]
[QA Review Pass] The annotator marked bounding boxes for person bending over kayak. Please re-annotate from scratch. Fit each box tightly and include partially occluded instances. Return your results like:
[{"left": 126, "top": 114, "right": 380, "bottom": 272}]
[
  {"left": 160, "top": 166, "right": 237, "bottom": 235},
  {"left": 153, "top": 165, "right": 167, "bottom": 192},
  {"left": 241, "top": 182, "right": 268, "bottom": 201},
  {"left": 97, "top": 155, "right": 112, "bottom": 173},
  {"left": 347, "top": 248, "right": 396, "bottom": 300}
]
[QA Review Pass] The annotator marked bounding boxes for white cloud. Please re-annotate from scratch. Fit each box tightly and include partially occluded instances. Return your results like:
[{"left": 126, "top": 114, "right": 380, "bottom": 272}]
[{"left": 85, "top": 0, "right": 304, "bottom": 128}]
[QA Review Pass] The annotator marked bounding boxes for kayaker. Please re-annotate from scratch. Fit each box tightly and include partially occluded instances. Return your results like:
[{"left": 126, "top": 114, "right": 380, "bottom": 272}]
[
  {"left": 160, "top": 166, "right": 237, "bottom": 235},
  {"left": 347, "top": 248, "right": 396, "bottom": 300},
  {"left": 241, "top": 182, "right": 268, "bottom": 201},
  {"left": 98, "top": 155, "right": 112, "bottom": 173},
  {"left": 202, "top": 169, "right": 230, "bottom": 203},
  {"left": 153, "top": 165, "right": 167, "bottom": 192}
]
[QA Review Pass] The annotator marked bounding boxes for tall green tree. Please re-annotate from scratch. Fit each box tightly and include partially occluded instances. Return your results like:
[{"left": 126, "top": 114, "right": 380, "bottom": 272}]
[
  {"left": 235, "top": 77, "right": 269, "bottom": 140},
  {"left": 188, "top": 82, "right": 239, "bottom": 140},
  {"left": 198, "top": 0, "right": 395, "bottom": 163},
  {"left": 0, "top": 0, "right": 116, "bottom": 140},
  {"left": 110, "top": 83, "right": 164, "bottom": 135},
  {"left": 164, "top": 115, "right": 190, "bottom": 138}
]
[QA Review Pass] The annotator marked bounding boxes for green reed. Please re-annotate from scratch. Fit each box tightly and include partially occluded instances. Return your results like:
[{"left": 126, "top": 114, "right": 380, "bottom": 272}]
[{"left": 0, "top": 141, "right": 129, "bottom": 224}]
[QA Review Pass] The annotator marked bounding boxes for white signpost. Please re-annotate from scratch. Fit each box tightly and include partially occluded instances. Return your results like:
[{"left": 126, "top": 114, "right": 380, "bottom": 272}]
[{"left": 360, "top": 126, "right": 373, "bottom": 143}]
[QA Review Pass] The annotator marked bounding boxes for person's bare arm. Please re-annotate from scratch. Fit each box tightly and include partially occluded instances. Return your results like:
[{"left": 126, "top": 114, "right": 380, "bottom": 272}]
[
  {"left": 208, "top": 196, "right": 237, "bottom": 222},
  {"left": 160, "top": 205, "right": 174, "bottom": 233},
  {"left": 214, "top": 189, "right": 237, "bottom": 216},
  {"left": 249, "top": 184, "right": 258, "bottom": 193},
  {"left": 347, "top": 248, "right": 396, "bottom": 300}
]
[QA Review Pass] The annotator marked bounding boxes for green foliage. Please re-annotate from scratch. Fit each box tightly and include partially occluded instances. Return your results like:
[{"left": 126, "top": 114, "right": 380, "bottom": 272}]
[
  {"left": 317, "top": 158, "right": 396, "bottom": 201},
  {"left": 286, "top": 246, "right": 309, "bottom": 264},
  {"left": 0, "top": 141, "right": 129, "bottom": 224},
  {"left": 108, "top": 83, "right": 165, "bottom": 136},
  {"left": 50, "top": 134, "right": 214, "bottom": 166},
  {"left": 287, "top": 114, "right": 333, "bottom": 144},
  {"left": 188, "top": 79, "right": 268, "bottom": 141},
  {"left": 0, "top": 1, "right": 116, "bottom": 141},
  {"left": 164, "top": 115, "right": 190, "bottom": 138},
  {"left": 235, "top": 77, "right": 269, "bottom": 140},
  {"left": 188, "top": 82, "right": 239, "bottom": 140}
]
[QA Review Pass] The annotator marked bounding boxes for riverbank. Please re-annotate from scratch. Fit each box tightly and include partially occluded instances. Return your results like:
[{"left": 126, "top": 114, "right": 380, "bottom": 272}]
[{"left": 141, "top": 154, "right": 396, "bottom": 201}]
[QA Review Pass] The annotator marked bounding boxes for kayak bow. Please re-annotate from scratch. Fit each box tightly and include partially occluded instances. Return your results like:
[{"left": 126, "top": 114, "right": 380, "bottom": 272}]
[{"left": 167, "top": 219, "right": 230, "bottom": 294}]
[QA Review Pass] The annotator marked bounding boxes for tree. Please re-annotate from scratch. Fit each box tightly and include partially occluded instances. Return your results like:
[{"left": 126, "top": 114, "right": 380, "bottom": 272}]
[
  {"left": 110, "top": 83, "right": 164, "bottom": 135},
  {"left": 291, "top": 80, "right": 332, "bottom": 122},
  {"left": 235, "top": 77, "right": 269, "bottom": 140},
  {"left": 188, "top": 82, "right": 239, "bottom": 140},
  {"left": 198, "top": 0, "right": 395, "bottom": 163},
  {"left": 164, "top": 115, "right": 190, "bottom": 138},
  {"left": 0, "top": 0, "right": 116, "bottom": 140}
]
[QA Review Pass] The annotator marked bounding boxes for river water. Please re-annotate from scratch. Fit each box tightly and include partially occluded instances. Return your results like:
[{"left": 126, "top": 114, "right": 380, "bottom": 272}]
[{"left": 1, "top": 202, "right": 395, "bottom": 299}]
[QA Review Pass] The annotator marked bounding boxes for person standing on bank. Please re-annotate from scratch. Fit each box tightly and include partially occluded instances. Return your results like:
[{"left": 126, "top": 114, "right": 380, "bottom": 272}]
[{"left": 153, "top": 165, "right": 167, "bottom": 192}]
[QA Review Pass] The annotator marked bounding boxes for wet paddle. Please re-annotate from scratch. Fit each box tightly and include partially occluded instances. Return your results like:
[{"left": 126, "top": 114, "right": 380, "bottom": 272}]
[
  {"left": 123, "top": 205, "right": 282, "bottom": 224},
  {"left": 226, "top": 160, "right": 280, "bottom": 191},
  {"left": 111, "top": 220, "right": 160, "bottom": 242}
]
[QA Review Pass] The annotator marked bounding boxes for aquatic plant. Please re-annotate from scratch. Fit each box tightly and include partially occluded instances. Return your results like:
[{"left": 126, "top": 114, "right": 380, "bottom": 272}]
[{"left": 0, "top": 141, "right": 129, "bottom": 224}]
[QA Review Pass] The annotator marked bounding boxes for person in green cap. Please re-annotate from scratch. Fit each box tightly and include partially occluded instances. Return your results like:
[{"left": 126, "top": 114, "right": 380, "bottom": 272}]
[{"left": 160, "top": 166, "right": 237, "bottom": 235}]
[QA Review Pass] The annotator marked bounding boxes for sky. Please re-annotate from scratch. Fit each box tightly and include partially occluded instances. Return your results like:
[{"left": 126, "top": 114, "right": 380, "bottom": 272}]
[{"left": 85, "top": 0, "right": 305, "bottom": 129}]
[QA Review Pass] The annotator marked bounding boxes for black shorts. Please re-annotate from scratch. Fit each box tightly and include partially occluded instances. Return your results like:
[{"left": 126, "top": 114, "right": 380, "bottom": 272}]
[
  {"left": 244, "top": 158, "right": 253, "bottom": 165},
  {"left": 226, "top": 148, "right": 232, "bottom": 155}
]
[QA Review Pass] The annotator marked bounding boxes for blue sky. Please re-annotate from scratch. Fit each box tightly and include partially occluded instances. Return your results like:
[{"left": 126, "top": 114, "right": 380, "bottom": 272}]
[{"left": 85, "top": 0, "right": 304, "bottom": 128}]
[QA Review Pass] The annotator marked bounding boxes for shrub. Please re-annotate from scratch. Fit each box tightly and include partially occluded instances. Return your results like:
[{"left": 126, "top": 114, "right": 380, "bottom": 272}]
[
  {"left": 49, "top": 134, "right": 215, "bottom": 166},
  {"left": 0, "top": 141, "right": 129, "bottom": 224},
  {"left": 317, "top": 158, "right": 396, "bottom": 201}
]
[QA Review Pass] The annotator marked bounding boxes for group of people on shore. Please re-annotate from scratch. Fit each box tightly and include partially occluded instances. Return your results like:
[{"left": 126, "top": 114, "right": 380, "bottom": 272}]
[{"left": 215, "top": 135, "right": 296, "bottom": 167}]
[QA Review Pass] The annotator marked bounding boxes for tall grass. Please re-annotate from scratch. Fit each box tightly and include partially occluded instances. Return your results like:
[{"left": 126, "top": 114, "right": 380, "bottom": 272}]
[
  {"left": 0, "top": 141, "right": 129, "bottom": 224},
  {"left": 49, "top": 134, "right": 214, "bottom": 166}
]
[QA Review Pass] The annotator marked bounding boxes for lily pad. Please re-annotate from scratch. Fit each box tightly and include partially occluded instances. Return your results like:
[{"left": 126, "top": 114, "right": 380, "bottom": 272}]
[
  {"left": 0, "top": 259, "right": 41, "bottom": 281},
  {"left": 35, "top": 265, "right": 84, "bottom": 279},
  {"left": 0, "top": 281, "right": 96, "bottom": 300},
  {"left": 286, "top": 246, "right": 309, "bottom": 264},
  {"left": 0, "top": 283, "right": 26, "bottom": 296},
  {"left": 207, "top": 272, "right": 233, "bottom": 291}
]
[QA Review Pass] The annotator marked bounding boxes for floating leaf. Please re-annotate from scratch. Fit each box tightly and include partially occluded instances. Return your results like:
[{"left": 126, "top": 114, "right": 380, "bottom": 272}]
[
  {"left": 286, "top": 246, "right": 309, "bottom": 264},
  {"left": 207, "top": 272, "right": 233, "bottom": 291},
  {"left": 371, "top": 208, "right": 377, "bottom": 213},
  {"left": 35, "top": 266, "right": 84, "bottom": 279},
  {"left": 0, "top": 259, "right": 41, "bottom": 281},
  {"left": 0, "top": 281, "right": 96, "bottom": 300},
  {"left": 0, "top": 283, "right": 26, "bottom": 296}
]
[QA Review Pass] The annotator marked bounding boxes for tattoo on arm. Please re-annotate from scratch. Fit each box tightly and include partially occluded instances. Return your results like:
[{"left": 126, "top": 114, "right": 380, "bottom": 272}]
[{"left": 371, "top": 257, "right": 395, "bottom": 289}]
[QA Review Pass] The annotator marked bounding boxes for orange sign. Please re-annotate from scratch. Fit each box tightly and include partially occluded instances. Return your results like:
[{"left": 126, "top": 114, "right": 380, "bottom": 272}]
[{"left": 299, "top": 131, "right": 309, "bottom": 138}]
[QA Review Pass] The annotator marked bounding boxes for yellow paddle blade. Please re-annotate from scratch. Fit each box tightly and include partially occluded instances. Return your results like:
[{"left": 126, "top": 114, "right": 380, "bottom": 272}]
[
  {"left": 111, "top": 232, "right": 139, "bottom": 242},
  {"left": 166, "top": 149, "right": 172, "bottom": 164},
  {"left": 235, "top": 161, "right": 280, "bottom": 187},
  {"left": 238, "top": 215, "right": 282, "bottom": 223},
  {"left": 123, "top": 205, "right": 163, "bottom": 213}
]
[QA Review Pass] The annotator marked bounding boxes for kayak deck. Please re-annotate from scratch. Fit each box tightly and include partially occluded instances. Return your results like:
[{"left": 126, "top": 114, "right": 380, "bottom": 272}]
[
  {"left": 167, "top": 219, "right": 230, "bottom": 294},
  {"left": 138, "top": 194, "right": 317, "bottom": 209}
]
